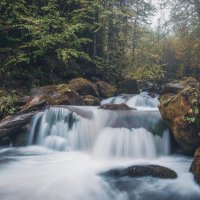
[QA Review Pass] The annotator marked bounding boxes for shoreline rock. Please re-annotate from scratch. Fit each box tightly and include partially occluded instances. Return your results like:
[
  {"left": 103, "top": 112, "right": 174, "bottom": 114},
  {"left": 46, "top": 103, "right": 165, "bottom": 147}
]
[
  {"left": 159, "top": 77, "right": 200, "bottom": 153},
  {"left": 190, "top": 148, "right": 200, "bottom": 185}
]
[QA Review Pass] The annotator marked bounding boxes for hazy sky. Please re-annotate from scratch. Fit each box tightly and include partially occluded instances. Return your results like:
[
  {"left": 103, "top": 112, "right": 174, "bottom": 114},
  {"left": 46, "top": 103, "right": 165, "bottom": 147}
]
[{"left": 151, "top": 0, "right": 170, "bottom": 28}]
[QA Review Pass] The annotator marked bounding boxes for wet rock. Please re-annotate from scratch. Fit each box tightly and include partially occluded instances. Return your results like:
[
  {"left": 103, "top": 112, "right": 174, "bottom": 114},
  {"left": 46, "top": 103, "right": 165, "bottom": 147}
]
[
  {"left": 0, "top": 111, "right": 36, "bottom": 140},
  {"left": 159, "top": 77, "right": 200, "bottom": 153},
  {"left": 96, "top": 81, "right": 117, "bottom": 98},
  {"left": 69, "top": 77, "right": 99, "bottom": 97},
  {"left": 148, "top": 92, "right": 157, "bottom": 98},
  {"left": 120, "top": 78, "right": 139, "bottom": 94},
  {"left": 67, "top": 106, "right": 93, "bottom": 119},
  {"left": 99, "top": 103, "right": 135, "bottom": 110},
  {"left": 190, "top": 148, "right": 200, "bottom": 184},
  {"left": 139, "top": 80, "right": 161, "bottom": 94},
  {"left": 102, "top": 165, "right": 177, "bottom": 179},
  {"left": 82, "top": 95, "right": 100, "bottom": 106},
  {"left": 0, "top": 137, "right": 12, "bottom": 146}
]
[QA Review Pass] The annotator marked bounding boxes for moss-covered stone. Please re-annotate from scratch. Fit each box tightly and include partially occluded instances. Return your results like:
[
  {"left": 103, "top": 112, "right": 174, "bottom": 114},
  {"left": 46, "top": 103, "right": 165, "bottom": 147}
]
[
  {"left": 159, "top": 77, "right": 200, "bottom": 153},
  {"left": 69, "top": 77, "right": 99, "bottom": 97},
  {"left": 96, "top": 81, "right": 117, "bottom": 98},
  {"left": 23, "top": 84, "right": 84, "bottom": 112},
  {"left": 82, "top": 95, "right": 100, "bottom": 106},
  {"left": 191, "top": 148, "right": 200, "bottom": 185}
]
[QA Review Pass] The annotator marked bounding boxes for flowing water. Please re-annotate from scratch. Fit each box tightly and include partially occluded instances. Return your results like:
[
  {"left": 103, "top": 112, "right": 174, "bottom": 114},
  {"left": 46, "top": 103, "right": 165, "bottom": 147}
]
[{"left": 0, "top": 93, "right": 200, "bottom": 200}]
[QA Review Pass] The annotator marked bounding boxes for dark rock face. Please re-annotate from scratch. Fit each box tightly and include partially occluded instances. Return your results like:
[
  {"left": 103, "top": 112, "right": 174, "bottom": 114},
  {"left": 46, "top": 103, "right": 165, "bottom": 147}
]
[
  {"left": 0, "top": 111, "right": 36, "bottom": 144},
  {"left": 102, "top": 165, "right": 177, "bottom": 179},
  {"left": 82, "top": 95, "right": 100, "bottom": 106},
  {"left": 139, "top": 80, "right": 161, "bottom": 94},
  {"left": 96, "top": 81, "right": 117, "bottom": 98},
  {"left": 159, "top": 77, "right": 200, "bottom": 153},
  {"left": 99, "top": 103, "right": 135, "bottom": 110},
  {"left": 120, "top": 78, "right": 140, "bottom": 94},
  {"left": 190, "top": 148, "right": 200, "bottom": 185},
  {"left": 69, "top": 77, "right": 99, "bottom": 97}
]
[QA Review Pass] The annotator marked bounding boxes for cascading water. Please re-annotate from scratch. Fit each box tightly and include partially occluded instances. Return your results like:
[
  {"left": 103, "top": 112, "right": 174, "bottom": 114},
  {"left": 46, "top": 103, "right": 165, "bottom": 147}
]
[
  {"left": 0, "top": 93, "right": 200, "bottom": 200},
  {"left": 28, "top": 93, "right": 170, "bottom": 159}
]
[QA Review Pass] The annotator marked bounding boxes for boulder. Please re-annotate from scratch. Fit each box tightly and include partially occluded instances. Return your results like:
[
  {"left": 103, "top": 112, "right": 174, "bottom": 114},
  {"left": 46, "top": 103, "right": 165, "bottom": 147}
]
[
  {"left": 120, "top": 78, "right": 139, "bottom": 94},
  {"left": 139, "top": 79, "right": 161, "bottom": 94},
  {"left": 82, "top": 95, "right": 100, "bottom": 106},
  {"left": 159, "top": 77, "right": 200, "bottom": 153},
  {"left": 23, "top": 84, "right": 84, "bottom": 112},
  {"left": 69, "top": 77, "right": 99, "bottom": 97},
  {"left": 161, "top": 78, "right": 199, "bottom": 95},
  {"left": 96, "top": 81, "right": 117, "bottom": 98},
  {"left": 0, "top": 111, "right": 36, "bottom": 142},
  {"left": 99, "top": 103, "right": 135, "bottom": 110},
  {"left": 190, "top": 147, "right": 200, "bottom": 184},
  {"left": 102, "top": 165, "right": 177, "bottom": 179}
]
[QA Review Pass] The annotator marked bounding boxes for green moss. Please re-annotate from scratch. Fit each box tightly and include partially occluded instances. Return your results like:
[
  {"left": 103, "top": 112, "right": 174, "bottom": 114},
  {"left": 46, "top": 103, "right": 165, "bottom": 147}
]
[{"left": 0, "top": 95, "right": 16, "bottom": 118}]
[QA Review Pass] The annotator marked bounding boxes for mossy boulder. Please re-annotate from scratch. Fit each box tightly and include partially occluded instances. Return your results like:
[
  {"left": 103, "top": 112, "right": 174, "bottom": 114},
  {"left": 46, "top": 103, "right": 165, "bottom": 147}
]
[
  {"left": 161, "top": 77, "right": 199, "bottom": 95},
  {"left": 82, "top": 95, "right": 100, "bottom": 106},
  {"left": 96, "top": 81, "right": 117, "bottom": 98},
  {"left": 69, "top": 77, "right": 99, "bottom": 97},
  {"left": 190, "top": 147, "right": 200, "bottom": 185},
  {"left": 23, "top": 84, "right": 84, "bottom": 112},
  {"left": 159, "top": 77, "right": 200, "bottom": 153}
]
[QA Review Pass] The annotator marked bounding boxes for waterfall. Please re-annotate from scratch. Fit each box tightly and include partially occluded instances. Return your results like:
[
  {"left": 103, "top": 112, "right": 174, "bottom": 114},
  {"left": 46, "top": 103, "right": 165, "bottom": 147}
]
[{"left": 28, "top": 93, "right": 170, "bottom": 159}]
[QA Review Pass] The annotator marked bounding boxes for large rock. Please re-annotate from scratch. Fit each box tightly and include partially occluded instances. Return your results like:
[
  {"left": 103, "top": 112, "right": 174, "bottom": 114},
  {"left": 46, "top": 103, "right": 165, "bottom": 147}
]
[
  {"left": 190, "top": 147, "right": 200, "bottom": 184},
  {"left": 120, "top": 78, "right": 139, "bottom": 94},
  {"left": 96, "top": 81, "right": 117, "bottom": 98},
  {"left": 161, "top": 78, "right": 199, "bottom": 95},
  {"left": 159, "top": 77, "right": 200, "bottom": 153},
  {"left": 139, "top": 79, "right": 161, "bottom": 94},
  {"left": 69, "top": 77, "right": 99, "bottom": 97},
  {"left": 0, "top": 111, "right": 36, "bottom": 144},
  {"left": 99, "top": 103, "right": 135, "bottom": 110},
  {"left": 82, "top": 95, "right": 100, "bottom": 106},
  {"left": 23, "top": 84, "right": 84, "bottom": 112},
  {"left": 102, "top": 165, "right": 177, "bottom": 179}
]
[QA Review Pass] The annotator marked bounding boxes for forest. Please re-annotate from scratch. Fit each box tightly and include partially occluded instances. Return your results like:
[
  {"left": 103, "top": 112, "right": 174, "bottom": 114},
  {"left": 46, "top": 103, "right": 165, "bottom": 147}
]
[
  {"left": 1, "top": 1, "right": 200, "bottom": 200},
  {"left": 1, "top": 0, "right": 200, "bottom": 88}
]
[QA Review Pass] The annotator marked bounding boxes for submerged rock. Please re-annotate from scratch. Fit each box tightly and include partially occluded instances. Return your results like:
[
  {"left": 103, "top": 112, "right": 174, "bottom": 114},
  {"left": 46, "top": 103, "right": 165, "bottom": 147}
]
[
  {"left": 96, "top": 81, "right": 117, "bottom": 98},
  {"left": 99, "top": 103, "right": 135, "bottom": 110},
  {"left": 159, "top": 77, "right": 200, "bottom": 153},
  {"left": 102, "top": 165, "right": 177, "bottom": 179},
  {"left": 191, "top": 148, "right": 200, "bottom": 185}
]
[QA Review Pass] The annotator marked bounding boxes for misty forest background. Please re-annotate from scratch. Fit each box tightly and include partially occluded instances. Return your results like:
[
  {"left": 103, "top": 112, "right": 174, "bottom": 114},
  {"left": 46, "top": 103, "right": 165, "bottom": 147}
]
[{"left": 0, "top": 0, "right": 200, "bottom": 88}]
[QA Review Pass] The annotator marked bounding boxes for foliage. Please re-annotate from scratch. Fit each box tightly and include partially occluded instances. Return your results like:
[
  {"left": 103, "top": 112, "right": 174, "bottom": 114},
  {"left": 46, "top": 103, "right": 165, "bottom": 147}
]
[
  {"left": 125, "top": 64, "right": 166, "bottom": 81},
  {"left": 0, "top": 0, "right": 156, "bottom": 86},
  {"left": 183, "top": 84, "right": 200, "bottom": 126},
  {"left": 0, "top": 95, "right": 16, "bottom": 117}
]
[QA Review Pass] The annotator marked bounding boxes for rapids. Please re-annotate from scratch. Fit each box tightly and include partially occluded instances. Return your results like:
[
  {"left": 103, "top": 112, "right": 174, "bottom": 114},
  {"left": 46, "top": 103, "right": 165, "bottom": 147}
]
[{"left": 0, "top": 93, "right": 200, "bottom": 200}]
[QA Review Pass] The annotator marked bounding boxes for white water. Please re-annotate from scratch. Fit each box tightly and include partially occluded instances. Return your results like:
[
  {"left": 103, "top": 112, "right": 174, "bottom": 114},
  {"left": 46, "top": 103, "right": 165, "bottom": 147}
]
[{"left": 0, "top": 93, "right": 199, "bottom": 200}]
